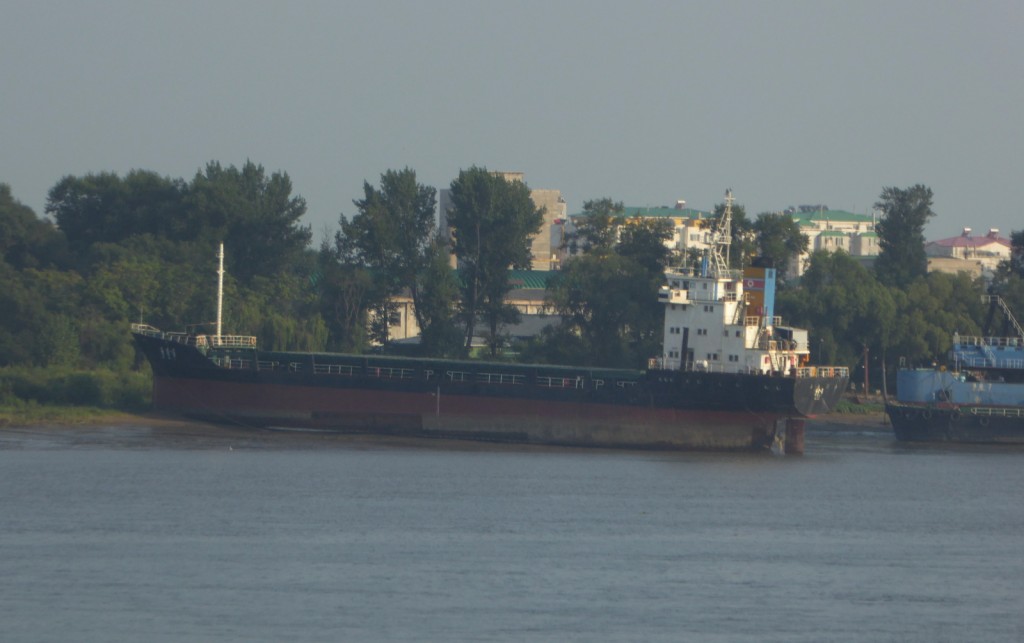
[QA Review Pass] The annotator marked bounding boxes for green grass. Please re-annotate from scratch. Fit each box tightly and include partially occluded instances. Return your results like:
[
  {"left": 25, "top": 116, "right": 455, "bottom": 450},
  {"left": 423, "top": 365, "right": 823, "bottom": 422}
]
[{"left": 0, "top": 399, "right": 137, "bottom": 427}]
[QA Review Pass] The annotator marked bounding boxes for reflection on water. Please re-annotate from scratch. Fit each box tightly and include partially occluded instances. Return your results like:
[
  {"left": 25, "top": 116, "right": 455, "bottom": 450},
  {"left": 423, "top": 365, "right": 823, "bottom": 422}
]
[{"left": 2, "top": 421, "right": 1023, "bottom": 642}]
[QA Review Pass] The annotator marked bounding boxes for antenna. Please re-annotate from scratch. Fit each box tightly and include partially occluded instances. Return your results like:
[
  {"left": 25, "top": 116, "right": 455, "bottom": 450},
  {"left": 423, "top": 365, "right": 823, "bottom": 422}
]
[{"left": 216, "top": 243, "right": 224, "bottom": 339}]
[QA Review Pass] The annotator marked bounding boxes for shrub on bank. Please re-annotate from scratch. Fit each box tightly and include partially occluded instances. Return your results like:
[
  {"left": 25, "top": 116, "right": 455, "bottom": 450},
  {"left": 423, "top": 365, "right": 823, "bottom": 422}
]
[{"left": 0, "top": 367, "right": 151, "bottom": 410}]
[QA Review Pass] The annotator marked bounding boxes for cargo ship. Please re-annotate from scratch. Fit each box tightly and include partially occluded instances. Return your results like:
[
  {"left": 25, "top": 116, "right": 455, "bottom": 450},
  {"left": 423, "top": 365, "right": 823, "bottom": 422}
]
[
  {"left": 886, "top": 295, "right": 1024, "bottom": 443},
  {"left": 133, "top": 192, "right": 848, "bottom": 452}
]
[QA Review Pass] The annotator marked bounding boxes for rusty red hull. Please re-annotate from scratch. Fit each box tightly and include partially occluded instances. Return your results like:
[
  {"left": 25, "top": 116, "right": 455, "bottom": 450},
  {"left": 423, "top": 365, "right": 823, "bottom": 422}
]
[
  {"left": 134, "top": 330, "right": 845, "bottom": 452},
  {"left": 154, "top": 375, "right": 782, "bottom": 450}
]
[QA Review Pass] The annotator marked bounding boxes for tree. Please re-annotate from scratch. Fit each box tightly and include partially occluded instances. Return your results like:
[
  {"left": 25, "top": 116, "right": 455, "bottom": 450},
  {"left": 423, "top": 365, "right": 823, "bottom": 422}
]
[
  {"left": 185, "top": 161, "right": 311, "bottom": 283},
  {"left": 752, "top": 212, "right": 809, "bottom": 282},
  {"left": 778, "top": 250, "right": 895, "bottom": 369},
  {"left": 874, "top": 184, "right": 935, "bottom": 288},
  {"left": 545, "top": 253, "right": 651, "bottom": 366},
  {"left": 541, "top": 201, "right": 672, "bottom": 368},
  {"left": 45, "top": 170, "right": 187, "bottom": 251},
  {"left": 888, "top": 272, "right": 984, "bottom": 365},
  {"left": 994, "top": 229, "right": 1024, "bottom": 281},
  {"left": 0, "top": 184, "right": 69, "bottom": 270},
  {"left": 314, "top": 241, "right": 374, "bottom": 353},
  {"left": 564, "top": 198, "right": 623, "bottom": 256},
  {"left": 415, "top": 238, "right": 463, "bottom": 357},
  {"left": 336, "top": 168, "right": 438, "bottom": 345},
  {"left": 446, "top": 167, "right": 543, "bottom": 356}
]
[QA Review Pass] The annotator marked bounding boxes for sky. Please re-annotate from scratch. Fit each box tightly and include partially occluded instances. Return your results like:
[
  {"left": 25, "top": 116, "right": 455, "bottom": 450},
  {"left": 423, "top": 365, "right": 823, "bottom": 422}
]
[{"left": 2, "top": 0, "right": 1022, "bottom": 243}]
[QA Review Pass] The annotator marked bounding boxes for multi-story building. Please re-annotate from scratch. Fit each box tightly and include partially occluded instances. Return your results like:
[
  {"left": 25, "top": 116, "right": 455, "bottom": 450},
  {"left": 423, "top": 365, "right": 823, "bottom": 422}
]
[
  {"left": 925, "top": 228, "right": 1011, "bottom": 279},
  {"left": 785, "top": 207, "right": 880, "bottom": 276},
  {"left": 560, "top": 202, "right": 882, "bottom": 277},
  {"left": 555, "top": 201, "right": 715, "bottom": 266}
]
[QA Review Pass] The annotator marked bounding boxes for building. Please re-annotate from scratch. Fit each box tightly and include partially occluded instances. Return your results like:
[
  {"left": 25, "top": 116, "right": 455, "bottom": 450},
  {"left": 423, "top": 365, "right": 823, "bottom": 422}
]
[
  {"left": 382, "top": 270, "right": 554, "bottom": 343},
  {"left": 556, "top": 201, "right": 715, "bottom": 265},
  {"left": 925, "top": 228, "right": 1011, "bottom": 279},
  {"left": 785, "top": 207, "right": 880, "bottom": 276},
  {"left": 561, "top": 201, "right": 881, "bottom": 276}
]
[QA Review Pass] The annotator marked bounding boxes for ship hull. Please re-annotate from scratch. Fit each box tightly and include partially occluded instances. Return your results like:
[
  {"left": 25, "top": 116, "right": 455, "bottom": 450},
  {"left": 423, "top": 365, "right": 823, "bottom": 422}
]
[
  {"left": 886, "top": 402, "right": 1024, "bottom": 444},
  {"left": 135, "top": 332, "right": 846, "bottom": 452}
]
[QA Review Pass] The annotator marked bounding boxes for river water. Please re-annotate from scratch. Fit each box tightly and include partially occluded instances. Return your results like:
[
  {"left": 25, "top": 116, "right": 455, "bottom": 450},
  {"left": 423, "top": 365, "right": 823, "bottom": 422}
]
[{"left": 1, "top": 421, "right": 1022, "bottom": 642}]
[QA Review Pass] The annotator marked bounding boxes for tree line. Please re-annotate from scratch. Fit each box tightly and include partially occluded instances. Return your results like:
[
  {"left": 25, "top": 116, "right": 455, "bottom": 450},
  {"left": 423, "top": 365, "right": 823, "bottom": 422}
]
[{"left": 2, "top": 165, "right": 1023, "bottom": 397}]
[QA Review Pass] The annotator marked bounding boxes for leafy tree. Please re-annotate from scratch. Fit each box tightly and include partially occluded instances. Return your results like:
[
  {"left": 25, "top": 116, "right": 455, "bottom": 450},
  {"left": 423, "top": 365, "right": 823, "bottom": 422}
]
[
  {"left": 544, "top": 253, "right": 651, "bottom": 366},
  {"left": 563, "top": 198, "right": 623, "bottom": 256},
  {"left": 337, "top": 168, "right": 437, "bottom": 345},
  {"left": 752, "top": 212, "right": 808, "bottom": 282},
  {"left": 446, "top": 167, "right": 543, "bottom": 356},
  {"left": 888, "top": 272, "right": 984, "bottom": 365},
  {"left": 314, "top": 241, "right": 373, "bottom": 353},
  {"left": 185, "top": 161, "right": 311, "bottom": 283},
  {"left": 994, "top": 229, "right": 1024, "bottom": 282},
  {"left": 415, "top": 238, "right": 463, "bottom": 356},
  {"left": 0, "top": 184, "right": 69, "bottom": 270},
  {"left": 778, "top": 250, "right": 895, "bottom": 369},
  {"left": 617, "top": 216, "right": 673, "bottom": 277},
  {"left": 46, "top": 170, "right": 187, "bottom": 251},
  {"left": 874, "top": 184, "right": 935, "bottom": 288},
  {"left": 541, "top": 201, "right": 671, "bottom": 368}
]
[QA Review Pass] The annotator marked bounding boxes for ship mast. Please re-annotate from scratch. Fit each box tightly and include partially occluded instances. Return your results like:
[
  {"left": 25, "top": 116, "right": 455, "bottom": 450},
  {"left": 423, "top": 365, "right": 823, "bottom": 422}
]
[
  {"left": 709, "top": 189, "right": 733, "bottom": 277},
  {"left": 216, "top": 243, "right": 224, "bottom": 340}
]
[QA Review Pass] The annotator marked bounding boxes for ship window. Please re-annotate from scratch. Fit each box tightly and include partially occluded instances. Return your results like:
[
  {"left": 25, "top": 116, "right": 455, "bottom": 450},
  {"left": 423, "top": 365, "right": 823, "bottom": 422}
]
[
  {"left": 723, "top": 330, "right": 729, "bottom": 337},
  {"left": 735, "top": 330, "right": 741, "bottom": 337},
  {"left": 712, "top": 353, "right": 719, "bottom": 361}
]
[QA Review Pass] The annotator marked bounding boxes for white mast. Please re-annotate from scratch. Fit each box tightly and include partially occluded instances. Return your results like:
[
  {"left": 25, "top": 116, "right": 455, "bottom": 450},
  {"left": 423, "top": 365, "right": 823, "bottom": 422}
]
[
  {"left": 709, "top": 189, "right": 733, "bottom": 276},
  {"left": 216, "top": 243, "right": 224, "bottom": 339}
]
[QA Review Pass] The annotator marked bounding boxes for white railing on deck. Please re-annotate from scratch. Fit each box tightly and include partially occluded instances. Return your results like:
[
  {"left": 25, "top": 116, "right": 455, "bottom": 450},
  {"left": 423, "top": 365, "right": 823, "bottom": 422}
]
[
  {"left": 131, "top": 324, "right": 256, "bottom": 349},
  {"left": 476, "top": 372, "right": 526, "bottom": 385},
  {"left": 794, "top": 366, "right": 849, "bottom": 378},
  {"left": 209, "top": 335, "right": 257, "bottom": 348},
  {"left": 537, "top": 376, "right": 585, "bottom": 389}
]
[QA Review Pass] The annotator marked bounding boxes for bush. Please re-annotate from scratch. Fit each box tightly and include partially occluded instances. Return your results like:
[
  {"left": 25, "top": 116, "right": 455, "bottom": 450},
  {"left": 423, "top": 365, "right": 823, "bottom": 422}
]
[{"left": 0, "top": 366, "right": 151, "bottom": 410}]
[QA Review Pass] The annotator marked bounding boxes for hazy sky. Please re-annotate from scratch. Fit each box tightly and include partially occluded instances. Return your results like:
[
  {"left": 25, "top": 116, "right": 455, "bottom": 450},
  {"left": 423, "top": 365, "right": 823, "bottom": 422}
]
[{"left": 2, "top": 1, "right": 1021, "bottom": 241}]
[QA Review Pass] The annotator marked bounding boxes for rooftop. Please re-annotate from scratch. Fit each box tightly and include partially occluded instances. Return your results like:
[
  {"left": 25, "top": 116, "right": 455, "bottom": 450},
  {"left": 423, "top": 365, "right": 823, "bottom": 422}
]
[{"left": 929, "top": 228, "right": 1010, "bottom": 249}]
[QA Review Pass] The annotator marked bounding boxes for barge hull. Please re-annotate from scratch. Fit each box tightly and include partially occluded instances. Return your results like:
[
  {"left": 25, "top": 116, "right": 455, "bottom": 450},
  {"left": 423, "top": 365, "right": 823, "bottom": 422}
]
[{"left": 155, "top": 375, "right": 787, "bottom": 450}]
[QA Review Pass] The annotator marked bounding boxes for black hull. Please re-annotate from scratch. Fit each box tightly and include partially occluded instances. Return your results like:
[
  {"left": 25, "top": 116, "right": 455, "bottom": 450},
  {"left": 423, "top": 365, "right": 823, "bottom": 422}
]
[
  {"left": 886, "top": 402, "right": 1024, "bottom": 444},
  {"left": 133, "top": 332, "right": 847, "bottom": 451}
]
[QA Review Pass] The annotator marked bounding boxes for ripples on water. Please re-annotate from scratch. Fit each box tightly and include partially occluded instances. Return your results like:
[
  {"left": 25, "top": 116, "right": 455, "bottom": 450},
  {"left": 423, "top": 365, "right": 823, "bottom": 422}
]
[{"left": 1, "top": 422, "right": 1023, "bottom": 642}]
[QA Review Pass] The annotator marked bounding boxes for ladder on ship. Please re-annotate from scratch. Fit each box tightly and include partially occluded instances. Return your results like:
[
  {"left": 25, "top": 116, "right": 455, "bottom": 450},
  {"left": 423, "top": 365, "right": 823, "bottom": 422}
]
[{"left": 982, "top": 295, "right": 1024, "bottom": 340}]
